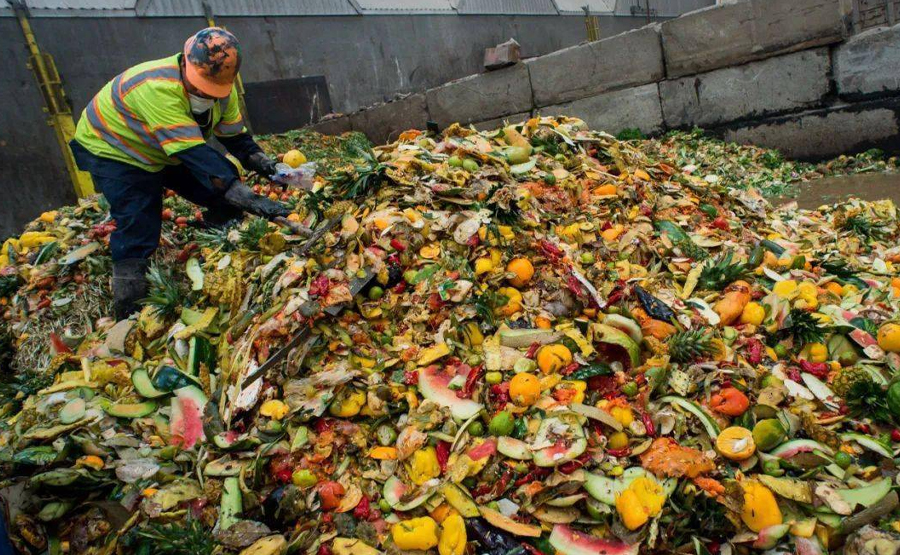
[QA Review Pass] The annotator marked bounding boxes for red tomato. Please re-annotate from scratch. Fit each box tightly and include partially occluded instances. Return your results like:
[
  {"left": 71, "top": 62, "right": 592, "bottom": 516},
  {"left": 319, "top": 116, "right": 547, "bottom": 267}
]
[{"left": 161, "top": 208, "right": 174, "bottom": 221}]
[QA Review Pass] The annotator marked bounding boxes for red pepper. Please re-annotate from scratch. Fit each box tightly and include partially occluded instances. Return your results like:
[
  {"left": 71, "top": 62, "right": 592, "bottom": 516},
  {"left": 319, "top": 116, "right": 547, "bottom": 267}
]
[
  {"left": 466, "top": 233, "right": 480, "bottom": 247},
  {"left": 858, "top": 423, "right": 871, "bottom": 434},
  {"left": 525, "top": 342, "right": 542, "bottom": 359},
  {"left": 49, "top": 333, "right": 72, "bottom": 354},
  {"left": 513, "top": 467, "right": 551, "bottom": 487},
  {"left": 711, "top": 216, "right": 729, "bottom": 230},
  {"left": 560, "top": 362, "right": 580, "bottom": 376},
  {"left": 559, "top": 453, "right": 590, "bottom": 474},
  {"left": 389, "top": 238, "right": 406, "bottom": 252},
  {"left": 459, "top": 364, "right": 483, "bottom": 399},
  {"left": 353, "top": 495, "right": 371, "bottom": 520},
  {"left": 606, "top": 447, "right": 631, "bottom": 458},
  {"left": 786, "top": 367, "right": 802, "bottom": 383},
  {"left": 435, "top": 441, "right": 450, "bottom": 473},
  {"left": 641, "top": 411, "right": 656, "bottom": 438},
  {"left": 538, "top": 240, "right": 564, "bottom": 263},
  {"left": 393, "top": 281, "right": 407, "bottom": 294}
]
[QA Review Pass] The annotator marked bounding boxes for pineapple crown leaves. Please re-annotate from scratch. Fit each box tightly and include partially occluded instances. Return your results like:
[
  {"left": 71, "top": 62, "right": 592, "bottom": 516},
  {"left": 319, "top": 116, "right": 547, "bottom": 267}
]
[
  {"left": 843, "top": 214, "right": 889, "bottom": 242},
  {"left": 238, "top": 218, "right": 272, "bottom": 251},
  {"left": 778, "top": 308, "right": 829, "bottom": 345},
  {"left": 140, "top": 263, "right": 185, "bottom": 319},
  {"left": 697, "top": 251, "right": 749, "bottom": 291},
  {"left": 136, "top": 518, "right": 215, "bottom": 555},
  {"left": 666, "top": 327, "right": 718, "bottom": 363}
]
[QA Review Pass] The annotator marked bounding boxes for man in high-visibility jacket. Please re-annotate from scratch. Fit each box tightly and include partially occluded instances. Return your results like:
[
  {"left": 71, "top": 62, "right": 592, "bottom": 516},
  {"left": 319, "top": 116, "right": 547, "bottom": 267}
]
[{"left": 71, "top": 28, "right": 288, "bottom": 319}]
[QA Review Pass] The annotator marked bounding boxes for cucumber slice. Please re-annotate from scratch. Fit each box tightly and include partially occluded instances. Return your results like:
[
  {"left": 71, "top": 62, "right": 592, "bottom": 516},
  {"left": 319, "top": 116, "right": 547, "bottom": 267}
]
[
  {"left": 131, "top": 368, "right": 168, "bottom": 399},
  {"left": 841, "top": 433, "right": 894, "bottom": 459},
  {"left": 659, "top": 396, "right": 720, "bottom": 439},
  {"left": 219, "top": 477, "right": 242, "bottom": 530},
  {"left": 58, "top": 398, "right": 86, "bottom": 424},
  {"left": 105, "top": 400, "right": 157, "bottom": 418},
  {"left": 187, "top": 336, "right": 215, "bottom": 376},
  {"left": 186, "top": 257, "right": 204, "bottom": 291}
]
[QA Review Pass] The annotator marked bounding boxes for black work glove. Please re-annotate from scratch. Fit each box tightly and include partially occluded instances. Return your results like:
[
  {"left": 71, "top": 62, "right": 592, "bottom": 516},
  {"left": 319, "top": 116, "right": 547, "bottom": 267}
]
[
  {"left": 245, "top": 151, "right": 279, "bottom": 179},
  {"left": 223, "top": 180, "right": 290, "bottom": 219}
]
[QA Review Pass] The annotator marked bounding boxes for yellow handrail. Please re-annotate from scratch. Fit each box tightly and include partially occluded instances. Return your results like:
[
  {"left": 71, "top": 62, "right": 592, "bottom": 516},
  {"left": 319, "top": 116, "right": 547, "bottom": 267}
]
[{"left": 12, "top": 0, "right": 94, "bottom": 198}]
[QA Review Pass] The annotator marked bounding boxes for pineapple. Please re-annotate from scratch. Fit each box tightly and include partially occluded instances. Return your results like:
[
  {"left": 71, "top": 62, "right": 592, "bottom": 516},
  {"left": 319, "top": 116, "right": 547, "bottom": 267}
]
[
  {"left": 697, "top": 251, "right": 748, "bottom": 291},
  {"left": 141, "top": 263, "right": 184, "bottom": 319},
  {"left": 676, "top": 238, "right": 709, "bottom": 261},
  {"left": 666, "top": 328, "right": 717, "bottom": 363},
  {"left": 779, "top": 308, "right": 827, "bottom": 345}
]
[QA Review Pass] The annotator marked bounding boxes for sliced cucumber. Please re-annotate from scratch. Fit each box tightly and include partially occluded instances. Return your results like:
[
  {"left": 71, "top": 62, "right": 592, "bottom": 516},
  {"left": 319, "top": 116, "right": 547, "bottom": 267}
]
[
  {"left": 841, "top": 433, "right": 894, "bottom": 459},
  {"left": 58, "top": 398, "right": 86, "bottom": 424},
  {"left": 218, "top": 477, "right": 242, "bottom": 530},
  {"left": 131, "top": 368, "right": 168, "bottom": 399},
  {"left": 105, "top": 400, "right": 157, "bottom": 418},
  {"left": 659, "top": 396, "right": 720, "bottom": 439}
]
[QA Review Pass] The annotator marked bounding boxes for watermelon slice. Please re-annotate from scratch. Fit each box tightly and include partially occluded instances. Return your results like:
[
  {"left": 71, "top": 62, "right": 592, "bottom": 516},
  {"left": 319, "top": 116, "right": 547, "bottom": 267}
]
[
  {"left": 532, "top": 415, "right": 587, "bottom": 467},
  {"left": 549, "top": 525, "right": 639, "bottom": 555},
  {"left": 170, "top": 386, "right": 208, "bottom": 450},
  {"left": 418, "top": 365, "right": 484, "bottom": 420}
]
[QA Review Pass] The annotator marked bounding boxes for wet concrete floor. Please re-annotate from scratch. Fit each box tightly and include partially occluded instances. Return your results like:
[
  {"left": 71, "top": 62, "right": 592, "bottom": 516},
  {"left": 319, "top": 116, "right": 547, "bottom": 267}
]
[{"left": 779, "top": 172, "right": 900, "bottom": 210}]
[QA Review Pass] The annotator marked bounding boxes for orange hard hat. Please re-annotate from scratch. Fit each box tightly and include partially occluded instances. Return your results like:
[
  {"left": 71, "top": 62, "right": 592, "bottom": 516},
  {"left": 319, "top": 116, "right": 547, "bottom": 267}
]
[{"left": 183, "top": 27, "right": 241, "bottom": 98}]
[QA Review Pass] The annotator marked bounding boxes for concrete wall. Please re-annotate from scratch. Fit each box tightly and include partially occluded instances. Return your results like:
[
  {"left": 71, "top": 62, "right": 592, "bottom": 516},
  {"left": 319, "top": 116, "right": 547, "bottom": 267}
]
[
  {"left": 334, "top": 0, "right": 900, "bottom": 174},
  {"left": 0, "top": 13, "right": 661, "bottom": 239}
]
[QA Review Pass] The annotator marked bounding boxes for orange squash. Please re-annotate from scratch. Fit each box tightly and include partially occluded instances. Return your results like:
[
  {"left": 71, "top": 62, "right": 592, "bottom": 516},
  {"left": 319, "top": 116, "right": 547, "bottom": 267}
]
[{"left": 713, "top": 280, "right": 752, "bottom": 325}]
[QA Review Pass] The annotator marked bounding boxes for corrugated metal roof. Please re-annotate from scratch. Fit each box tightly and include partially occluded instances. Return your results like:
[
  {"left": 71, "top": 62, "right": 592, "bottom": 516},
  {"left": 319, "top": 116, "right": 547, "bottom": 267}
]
[
  {"left": 614, "top": 0, "right": 714, "bottom": 17},
  {"left": 554, "top": 0, "right": 614, "bottom": 14},
  {"left": 355, "top": 0, "right": 456, "bottom": 13},
  {"left": 456, "top": 0, "right": 558, "bottom": 14},
  {"left": 136, "top": 0, "right": 359, "bottom": 16}
]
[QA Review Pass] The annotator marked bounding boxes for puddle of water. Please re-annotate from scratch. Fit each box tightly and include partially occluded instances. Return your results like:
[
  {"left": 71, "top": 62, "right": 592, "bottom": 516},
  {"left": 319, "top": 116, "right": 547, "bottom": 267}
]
[{"left": 776, "top": 172, "right": 900, "bottom": 210}]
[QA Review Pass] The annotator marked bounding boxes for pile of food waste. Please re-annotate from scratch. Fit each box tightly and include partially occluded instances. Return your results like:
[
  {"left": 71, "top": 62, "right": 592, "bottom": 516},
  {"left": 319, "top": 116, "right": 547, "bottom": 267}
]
[
  {"left": 638, "top": 128, "right": 899, "bottom": 198},
  {"left": 3, "top": 116, "right": 900, "bottom": 555}
]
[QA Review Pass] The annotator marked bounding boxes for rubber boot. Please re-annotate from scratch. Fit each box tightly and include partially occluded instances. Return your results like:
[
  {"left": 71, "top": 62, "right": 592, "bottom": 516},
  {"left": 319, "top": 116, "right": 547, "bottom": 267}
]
[{"left": 112, "top": 258, "right": 149, "bottom": 320}]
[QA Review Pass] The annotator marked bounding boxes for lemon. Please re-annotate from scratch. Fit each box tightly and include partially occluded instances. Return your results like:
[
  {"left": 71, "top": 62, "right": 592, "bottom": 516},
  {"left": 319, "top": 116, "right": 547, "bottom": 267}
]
[{"left": 283, "top": 149, "right": 307, "bottom": 168}]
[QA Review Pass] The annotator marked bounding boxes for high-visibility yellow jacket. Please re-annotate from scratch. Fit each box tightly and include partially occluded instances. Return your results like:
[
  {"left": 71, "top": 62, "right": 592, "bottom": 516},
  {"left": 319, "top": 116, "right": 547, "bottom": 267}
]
[{"left": 74, "top": 54, "right": 246, "bottom": 172}]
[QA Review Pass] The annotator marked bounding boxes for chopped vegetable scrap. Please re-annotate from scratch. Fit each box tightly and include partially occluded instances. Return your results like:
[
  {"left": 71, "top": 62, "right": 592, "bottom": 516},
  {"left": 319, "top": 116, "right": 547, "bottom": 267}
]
[{"left": 2, "top": 116, "right": 900, "bottom": 554}]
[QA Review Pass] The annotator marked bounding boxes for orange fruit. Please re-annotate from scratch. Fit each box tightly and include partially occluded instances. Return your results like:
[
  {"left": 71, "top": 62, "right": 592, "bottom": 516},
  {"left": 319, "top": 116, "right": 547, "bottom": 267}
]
[
  {"left": 506, "top": 258, "right": 534, "bottom": 288},
  {"left": 536, "top": 344, "right": 572, "bottom": 374},
  {"left": 509, "top": 373, "right": 541, "bottom": 406}
]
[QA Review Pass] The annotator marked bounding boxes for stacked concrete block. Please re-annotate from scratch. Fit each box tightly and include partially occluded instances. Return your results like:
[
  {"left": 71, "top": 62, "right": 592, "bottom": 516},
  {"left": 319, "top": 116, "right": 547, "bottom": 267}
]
[
  {"left": 661, "top": 0, "right": 849, "bottom": 78},
  {"left": 540, "top": 84, "right": 664, "bottom": 135},
  {"left": 721, "top": 99, "right": 900, "bottom": 160},
  {"left": 834, "top": 23, "right": 900, "bottom": 98},
  {"left": 349, "top": 94, "right": 428, "bottom": 144},
  {"left": 425, "top": 63, "right": 533, "bottom": 128},
  {"left": 525, "top": 25, "right": 663, "bottom": 107},
  {"left": 660, "top": 48, "right": 831, "bottom": 128}
]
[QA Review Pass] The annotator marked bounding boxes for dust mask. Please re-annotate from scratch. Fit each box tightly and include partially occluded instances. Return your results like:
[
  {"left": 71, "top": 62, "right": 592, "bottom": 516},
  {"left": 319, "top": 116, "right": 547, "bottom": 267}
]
[{"left": 189, "top": 93, "right": 215, "bottom": 114}]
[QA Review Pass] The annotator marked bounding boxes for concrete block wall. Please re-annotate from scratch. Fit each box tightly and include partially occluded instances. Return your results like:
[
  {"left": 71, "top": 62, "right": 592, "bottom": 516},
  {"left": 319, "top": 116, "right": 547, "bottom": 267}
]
[{"left": 321, "top": 0, "right": 900, "bottom": 162}]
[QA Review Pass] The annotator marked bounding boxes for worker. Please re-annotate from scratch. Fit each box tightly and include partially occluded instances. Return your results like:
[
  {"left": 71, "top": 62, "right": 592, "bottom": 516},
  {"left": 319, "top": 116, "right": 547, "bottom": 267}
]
[{"left": 70, "top": 27, "right": 287, "bottom": 320}]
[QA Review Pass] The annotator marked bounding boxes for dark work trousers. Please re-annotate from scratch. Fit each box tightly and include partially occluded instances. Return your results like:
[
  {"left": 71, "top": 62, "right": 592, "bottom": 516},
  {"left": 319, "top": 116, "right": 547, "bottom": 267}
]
[{"left": 70, "top": 141, "right": 240, "bottom": 262}]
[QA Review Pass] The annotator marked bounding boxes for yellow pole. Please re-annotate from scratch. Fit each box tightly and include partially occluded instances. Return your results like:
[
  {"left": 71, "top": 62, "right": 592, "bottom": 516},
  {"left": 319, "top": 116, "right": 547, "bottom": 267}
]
[
  {"left": 12, "top": 1, "right": 94, "bottom": 198},
  {"left": 203, "top": 2, "right": 252, "bottom": 133}
]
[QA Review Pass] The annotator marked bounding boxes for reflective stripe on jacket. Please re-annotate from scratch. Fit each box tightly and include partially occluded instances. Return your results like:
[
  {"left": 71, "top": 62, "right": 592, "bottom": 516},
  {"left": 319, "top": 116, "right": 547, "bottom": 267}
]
[{"left": 74, "top": 54, "right": 246, "bottom": 172}]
